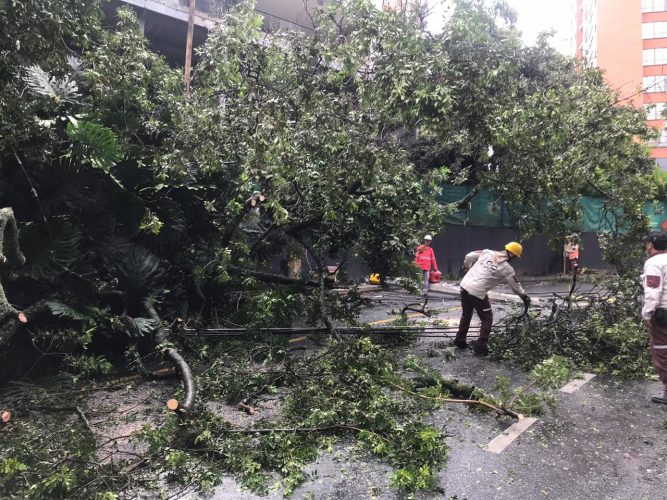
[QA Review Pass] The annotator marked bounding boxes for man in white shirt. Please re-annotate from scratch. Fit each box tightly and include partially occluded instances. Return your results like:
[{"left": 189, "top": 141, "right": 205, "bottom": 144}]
[
  {"left": 641, "top": 230, "right": 667, "bottom": 404},
  {"left": 454, "top": 242, "right": 531, "bottom": 355}
]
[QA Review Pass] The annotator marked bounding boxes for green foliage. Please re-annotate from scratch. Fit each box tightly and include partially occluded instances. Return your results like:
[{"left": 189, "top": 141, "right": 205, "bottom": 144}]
[
  {"left": 24, "top": 65, "right": 80, "bottom": 104},
  {"left": 135, "top": 337, "right": 448, "bottom": 496},
  {"left": 66, "top": 120, "right": 122, "bottom": 172},
  {"left": 63, "top": 354, "right": 114, "bottom": 379},
  {"left": 0, "top": 458, "right": 28, "bottom": 480},
  {"left": 1, "top": 0, "right": 658, "bottom": 364},
  {"left": 0, "top": 404, "right": 123, "bottom": 499},
  {"left": 0, "top": 0, "right": 662, "bottom": 495},
  {"left": 46, "top": 301, "right": 97, "bottom": 325},
  {"left": 492, "top": 276, "right": 654, "bottom": 379}
]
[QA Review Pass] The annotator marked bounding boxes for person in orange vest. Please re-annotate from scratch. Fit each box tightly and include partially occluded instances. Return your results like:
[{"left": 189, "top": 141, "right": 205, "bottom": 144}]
[
  {"left": 563, "top": 235, "right": 580, "bottom": 274},
  {"left": 415, "top": 234, "right": 439, "bottom": 296}
]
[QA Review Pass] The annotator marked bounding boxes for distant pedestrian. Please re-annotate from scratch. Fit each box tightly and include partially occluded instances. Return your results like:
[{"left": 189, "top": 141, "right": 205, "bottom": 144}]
[
  {"left": 563, "top": 235, "right": 580, "bottom": 274},
  {"left": 641, "top": 230, "right": 667, "bottom": 404},
  {"left": 455, "top": 242, "right": 531, "bottom": 355},
  {"left": 415, "top": 234, "right": 439, "bottom": 297}
]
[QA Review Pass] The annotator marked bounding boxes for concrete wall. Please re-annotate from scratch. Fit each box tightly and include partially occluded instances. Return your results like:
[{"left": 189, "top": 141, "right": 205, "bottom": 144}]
[{"left": 431, "top": 225, "right": 612, "bottom": 277}]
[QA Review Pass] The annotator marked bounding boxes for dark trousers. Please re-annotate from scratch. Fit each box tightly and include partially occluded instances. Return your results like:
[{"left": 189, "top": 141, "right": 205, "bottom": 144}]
[
  {"left": 650, "top": 320, "right": 667, "bottom": 391},
  {"left": 457, "top": 288, "right": 493, "bottom": 346}
]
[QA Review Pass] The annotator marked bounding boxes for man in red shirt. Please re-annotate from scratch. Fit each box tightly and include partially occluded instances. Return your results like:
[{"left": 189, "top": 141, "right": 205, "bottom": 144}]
[{"left": 415, "top": 234, "right": 439, "bottom": 296}]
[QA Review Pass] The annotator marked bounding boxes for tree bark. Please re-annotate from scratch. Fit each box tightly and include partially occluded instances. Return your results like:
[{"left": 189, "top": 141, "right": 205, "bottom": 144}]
[{"left": 0, "top": 208, "right": 26, "bottom": 323}]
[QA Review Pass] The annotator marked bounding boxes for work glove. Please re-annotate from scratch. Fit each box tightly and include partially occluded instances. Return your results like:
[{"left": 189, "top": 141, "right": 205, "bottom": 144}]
[{"left": 521, "top": 294, "right": 531, "bottom": 307}]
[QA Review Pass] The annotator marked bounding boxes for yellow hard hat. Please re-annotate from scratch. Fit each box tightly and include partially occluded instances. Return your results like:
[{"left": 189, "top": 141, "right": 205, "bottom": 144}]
[
  {"left": 505, "top": 242, "right": 523, "bottom": 258},
  {"left": 369, "top": 273, "right": 381, "bottom": 285}
]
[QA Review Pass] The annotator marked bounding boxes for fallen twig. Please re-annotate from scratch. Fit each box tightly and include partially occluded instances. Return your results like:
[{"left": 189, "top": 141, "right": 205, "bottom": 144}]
[
  {"left": 216, "top": 423, "right": 390, "bottom": 442},
  {"left": 23, "top": 405, "right": 95, "bottom": 434},
  {"left": 386, "top": 381, "right": 521, "bottom": 419}
]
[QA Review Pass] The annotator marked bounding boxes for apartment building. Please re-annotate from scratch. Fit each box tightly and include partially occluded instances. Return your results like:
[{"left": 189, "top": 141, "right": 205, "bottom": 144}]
[
  {"left": 575, "top": 0, "right": 667, "bottom": 165},
  {"left": 111, "top": 0, "right": 325, "bottom": 63}
]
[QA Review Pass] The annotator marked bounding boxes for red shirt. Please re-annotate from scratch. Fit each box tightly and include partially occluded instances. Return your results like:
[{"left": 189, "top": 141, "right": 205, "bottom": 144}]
[{"left": 415, "top": 245, "right": 438, "bottom": 271}]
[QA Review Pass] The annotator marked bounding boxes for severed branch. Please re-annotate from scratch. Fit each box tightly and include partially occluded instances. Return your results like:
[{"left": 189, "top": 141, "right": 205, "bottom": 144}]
[
  {"left": 386, "top": 381, "right": 521, "bottom": 419},
  {"left": 229, "top": 266, "right": 319, "bottom": 288},
  {"left": 144, "top": 300, "right": 196, "bottom": 414},
  {"left": 0, "top": 300, "right": 49, "bottom": 341}
]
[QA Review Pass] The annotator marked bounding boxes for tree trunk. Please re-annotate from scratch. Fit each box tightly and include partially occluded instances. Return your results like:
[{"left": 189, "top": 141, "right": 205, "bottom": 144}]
[{"left": 0, "top": 208, "right": 26, "bottom": 323}]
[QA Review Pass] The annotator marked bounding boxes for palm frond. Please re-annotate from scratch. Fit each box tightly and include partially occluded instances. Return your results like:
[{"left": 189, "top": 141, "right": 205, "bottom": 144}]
[
  {"left": 24, "top": 65, "right": 80, "bottom": 104},
  {"left": 20, "top": 219, "right": 81, "bottom": 280},
  {"left": 67, "top": 120, "right": 122, "bottom": 172},
  {"left": 243, "top": 217, "right": 289, "bottom": 262},
  {"left": 107, "top": 245, "right": 166, "bottom": 299},
  {"left": 46, "top": 301, "right": 96, "bottom": 325},
  {"left": 66, "top": 55, "right": 84, "bottom": 74},
  {"left": 133, "top": 317, "right": 158, "bottom": 336}
]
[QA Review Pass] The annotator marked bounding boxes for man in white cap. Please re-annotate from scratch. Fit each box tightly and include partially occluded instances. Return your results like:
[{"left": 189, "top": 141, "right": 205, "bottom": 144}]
[{"left": 415, "top": 234, "right": 439, "bottom": 296}]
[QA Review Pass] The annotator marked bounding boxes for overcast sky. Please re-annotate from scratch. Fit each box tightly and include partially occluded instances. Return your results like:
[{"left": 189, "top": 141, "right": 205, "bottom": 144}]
[{"left": 372, "top": 0, "right": 574, "bottom": 55}]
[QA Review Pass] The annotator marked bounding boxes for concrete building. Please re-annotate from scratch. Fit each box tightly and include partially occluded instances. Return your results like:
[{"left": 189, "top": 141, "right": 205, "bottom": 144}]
[
  {"left": 110, "top": 1, "right": 326, "bottom": 64},
  {"left": 575, "top": 0, "right": 667, "bottom": 166}
]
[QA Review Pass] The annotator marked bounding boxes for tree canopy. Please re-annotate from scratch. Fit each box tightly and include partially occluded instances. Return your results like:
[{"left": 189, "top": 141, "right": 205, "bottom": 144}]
[{"left": 0, "top": 0, "right": 657, "bottom": 364}]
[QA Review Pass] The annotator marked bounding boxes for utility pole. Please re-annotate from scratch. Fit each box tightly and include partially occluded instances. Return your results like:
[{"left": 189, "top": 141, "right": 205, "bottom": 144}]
[{"left": 184, "top": 0, "right": 196, "bottom": 96}]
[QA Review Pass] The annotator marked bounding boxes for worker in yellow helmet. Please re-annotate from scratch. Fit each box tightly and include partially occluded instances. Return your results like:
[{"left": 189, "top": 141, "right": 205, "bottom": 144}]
[{"left": 454, "top": 242, "right": 531, "bottom": 355}]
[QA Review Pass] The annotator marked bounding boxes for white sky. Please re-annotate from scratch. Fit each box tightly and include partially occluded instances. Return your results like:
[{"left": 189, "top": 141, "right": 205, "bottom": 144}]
[
  {"left": 504, "top": 0, "right": 574, "bottom": 55},
  {"left": 372, "top": 0, "right": 574, "bottom": 55}
]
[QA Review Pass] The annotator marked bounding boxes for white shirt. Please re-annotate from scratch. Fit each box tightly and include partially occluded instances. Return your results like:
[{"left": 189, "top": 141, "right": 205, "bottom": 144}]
[
  {"left": 642, "top": 252, "right": 667, "bottom": 320},
  {"left": 460, "top": 249, "right": 525, "bottom": 299}
]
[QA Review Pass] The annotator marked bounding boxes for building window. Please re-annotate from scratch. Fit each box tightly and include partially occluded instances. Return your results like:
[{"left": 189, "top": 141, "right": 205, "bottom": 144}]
[
  {"left": 644, "top": 76, "right": 667, "bottom": 92},
  {"left": 646, "top": 102, "right": 667, "bottom": 120},
  {"left": 659, "top": 128, "right": 667, "bottom": 145},
  {"left": 643, "top": 22, "right": 667, "bottom": 39},
  {"left": 643, "top": 0, "right": 667, "bottom": 13},
  {"left": 643, "top": 48, "right": 667, "bottom": 65}
]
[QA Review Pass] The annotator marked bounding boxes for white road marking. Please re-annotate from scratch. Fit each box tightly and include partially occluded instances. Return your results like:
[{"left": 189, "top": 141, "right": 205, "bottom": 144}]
[
  {"left": 486, "top": 417, "right": 538, "bottom": 454},
  {"left": 559, "top": 373, "right": 596, "bottom": 394}
]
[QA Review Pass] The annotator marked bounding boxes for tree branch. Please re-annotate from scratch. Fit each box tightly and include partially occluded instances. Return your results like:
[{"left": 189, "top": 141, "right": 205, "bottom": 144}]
[
  {"left": 144, "top": 300, "right": 196, "bottom": 414},
  {"left": 386, "top": 381, "right": 521, "bottom": 419}
]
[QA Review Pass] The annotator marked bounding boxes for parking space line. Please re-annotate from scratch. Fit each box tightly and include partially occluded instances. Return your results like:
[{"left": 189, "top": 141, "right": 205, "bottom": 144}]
[
  {"left": 559, "top": 373, "right": 596, "bottom": 394},
  {"left": 486, "top": 417, "right": 538, "bottom": 454},
  {"left": 367, "top": 313, "right": 424, "bottom": 325}
]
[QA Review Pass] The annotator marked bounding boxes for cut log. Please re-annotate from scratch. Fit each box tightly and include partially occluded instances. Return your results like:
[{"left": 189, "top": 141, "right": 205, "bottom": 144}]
[
  {"left": 237, "top": 401, "right": 256, "bottom": 415},
  {"left": 145, "top": 301, "right": 196, "bottom": 414},
  {"left": 1, "top": 410, "right": 11, "bottom": 423}
]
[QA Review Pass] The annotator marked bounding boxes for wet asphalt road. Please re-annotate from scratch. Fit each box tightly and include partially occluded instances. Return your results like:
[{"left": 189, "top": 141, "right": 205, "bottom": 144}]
[{"left": 210, "top": 284, "right": 667, "bottom": 500}]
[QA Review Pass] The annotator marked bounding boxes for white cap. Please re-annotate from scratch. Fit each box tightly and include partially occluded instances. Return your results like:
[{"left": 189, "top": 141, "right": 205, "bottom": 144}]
[{"left": 424, "top": 234, "right": 432, "bottom": 241}]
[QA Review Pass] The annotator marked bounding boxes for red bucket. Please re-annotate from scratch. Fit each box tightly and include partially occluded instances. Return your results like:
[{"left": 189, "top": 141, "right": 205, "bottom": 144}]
[{"left": 429, "top": 271, "right": 442, "bottom": 283}]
